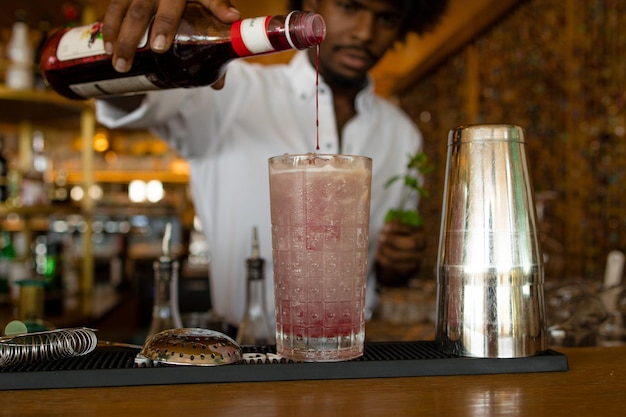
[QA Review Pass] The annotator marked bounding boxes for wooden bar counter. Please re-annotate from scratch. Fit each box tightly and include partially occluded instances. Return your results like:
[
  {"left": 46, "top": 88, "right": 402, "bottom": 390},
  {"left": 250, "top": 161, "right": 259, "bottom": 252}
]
[{"left": 0, "top": 345, "right": 624, "bottom": 416}]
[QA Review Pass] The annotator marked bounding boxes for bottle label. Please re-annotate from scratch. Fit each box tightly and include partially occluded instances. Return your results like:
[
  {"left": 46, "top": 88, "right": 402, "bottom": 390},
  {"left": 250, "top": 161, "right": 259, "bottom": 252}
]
[
  {"left": 57, "top": 22, "right": 148, "bottom": 61},
  {"left": 231, "top": 17, "right": 274, "bottom": 57},
  {"left": 69, "top": 75, "right": 161, "bottom": 98}
]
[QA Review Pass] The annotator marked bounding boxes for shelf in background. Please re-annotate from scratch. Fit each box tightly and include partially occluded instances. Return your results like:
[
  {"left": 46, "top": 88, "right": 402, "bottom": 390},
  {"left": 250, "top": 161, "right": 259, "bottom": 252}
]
[
  {"left": 65, "top": 170, "right": 189, "bottom": 185},
  {"left": 0, "top": 86, "right": 91, "bottom": 125}
]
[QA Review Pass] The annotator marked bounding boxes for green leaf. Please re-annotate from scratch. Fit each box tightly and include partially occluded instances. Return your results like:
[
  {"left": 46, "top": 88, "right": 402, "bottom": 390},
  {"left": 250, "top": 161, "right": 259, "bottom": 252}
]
[
  {"left": 385, "top": 209, "right": 423, "bottom": 227},
  {"left": 383, "top": 175, "right": 401, "bottom": 189},
  {"left": 383, "top": 151, "right": 431, "bottom": 228}
]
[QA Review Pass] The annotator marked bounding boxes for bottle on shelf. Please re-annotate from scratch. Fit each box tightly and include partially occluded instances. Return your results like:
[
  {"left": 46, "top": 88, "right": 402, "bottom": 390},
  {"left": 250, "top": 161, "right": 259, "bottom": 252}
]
[
  {"left": 0, "top": 135, "right": 8, "bottom": 203},
  {"left": 2, "top": 234, "right": 56, "bottom": 332},
  {"left": 6, "top": 10, "right": 34, "bottom": 91},
  {"left": 32, "top": 235, "right": 64, "bottom": 317},
  {"left": 145, "top": 223, "right": 183, "bottom": 341},
  {"left": 40, "top": 3, "right": 326, "bottom": 100},
  {"left": 16, "top": 278, "right": 48, "bottom": 332},
  {"left": 20, "top": 130, "right": 50, "bottom": 207},
  {"left": 236, "top": 226, "right": 274, "bottom": 346},
  {"left": 0, "top": 231, "right": 16, "bottom": 305},
  {"left": 34, "top": 15, "right": 52, "bottom": 91}
]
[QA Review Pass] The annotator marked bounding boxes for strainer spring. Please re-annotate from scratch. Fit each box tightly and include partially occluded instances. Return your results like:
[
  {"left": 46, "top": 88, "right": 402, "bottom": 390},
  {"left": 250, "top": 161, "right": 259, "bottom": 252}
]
[{"left": 0, "top": 327, "right": 99, "bottom": 367}]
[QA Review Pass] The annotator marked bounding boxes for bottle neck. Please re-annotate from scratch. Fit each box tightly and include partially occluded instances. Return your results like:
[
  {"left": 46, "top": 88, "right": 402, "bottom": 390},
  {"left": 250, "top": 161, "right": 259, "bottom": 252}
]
[
  {"left": 245, "top": 258, "right": 266, "bottom": 310},
  {"left": 245, "top": 277, "right": 266, "bottom": 309},
  {"left": 147, "top": 259, "right": 182, "bottom": 340},
  {"left": 153, "top": 259, "right": 179, "bottom": 307}
]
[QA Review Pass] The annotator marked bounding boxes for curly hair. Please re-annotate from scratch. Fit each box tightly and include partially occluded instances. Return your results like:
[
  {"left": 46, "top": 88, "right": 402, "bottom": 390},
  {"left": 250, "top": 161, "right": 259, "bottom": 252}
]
[{"left": 287, "top": 0, "right": 449, "bottom": 41}]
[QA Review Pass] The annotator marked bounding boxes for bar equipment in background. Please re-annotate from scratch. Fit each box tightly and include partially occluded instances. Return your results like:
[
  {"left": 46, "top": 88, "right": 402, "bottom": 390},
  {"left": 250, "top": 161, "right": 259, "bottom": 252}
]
[
  {"left": 435, "top": 124, "right": 547, "bottom": 358},
  {"left": 269, "top": 154, "right": 372, "bottom": 362},
  {"left": 145, "top": 223, "right": 183, "bottom": 341},
  {"left": 16, "top": 279, "right": 47, "bottom": 332},
  {"left": 31, "top": 235, "right": 63, "bottom": 317},
  {"left": 6, "top": 9, "right": 34, "bottom": 91},
  {"left": 0, "top": 135, "right": 8, "bottom": 204},
  {"left": 236, "top": 226, "right": 273, "bottom": 346},
  {"left": 596, "top": 250, "right": 625, "bottom": 346},
  {"left": 0, "top": 231, "right": 15, "bottom": 305}
]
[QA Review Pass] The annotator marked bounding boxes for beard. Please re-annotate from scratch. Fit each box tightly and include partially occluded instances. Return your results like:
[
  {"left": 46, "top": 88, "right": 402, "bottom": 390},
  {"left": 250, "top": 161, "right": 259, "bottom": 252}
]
[{"left": 318, "top": 45, "right": 380, "bottom": 89}]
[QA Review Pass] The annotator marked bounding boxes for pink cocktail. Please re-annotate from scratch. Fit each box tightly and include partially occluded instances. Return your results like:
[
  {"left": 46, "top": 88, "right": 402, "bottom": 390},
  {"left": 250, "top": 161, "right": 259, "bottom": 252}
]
[{"left": 269, "top": 154, "right": 372, "bottom": 361}]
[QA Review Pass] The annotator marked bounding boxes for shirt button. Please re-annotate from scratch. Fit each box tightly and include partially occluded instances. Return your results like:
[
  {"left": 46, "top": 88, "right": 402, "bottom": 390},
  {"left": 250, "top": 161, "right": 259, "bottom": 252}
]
[{"left": 325, "top": 143, "right": 332, "bottom": 149}]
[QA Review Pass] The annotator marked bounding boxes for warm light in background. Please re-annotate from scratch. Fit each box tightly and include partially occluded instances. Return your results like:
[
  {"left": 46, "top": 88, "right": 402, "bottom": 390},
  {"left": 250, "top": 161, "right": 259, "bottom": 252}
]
[
  {"left": 93, "top": 131, "right": 109, "bottom": 152},
  {"left": 104, "top": 150, "right": 118, "bottom": 164},
  {"left": 128, "top": 179, "right": 165, "bottom": 203},
  {"left": 128, "top": 180, "right": 146, "bottom": 203},
  {"left": 146, "top": 180, "right": 164, "bottom": 203},
  {"left": 70, "top": 185, "right": 83, "bottom": 202},
  {"left": 169, "top": 157, "right": 190, "bottom": 175},
  {"left": 89, "top": 184, "right": 104, "bottom": 201}
]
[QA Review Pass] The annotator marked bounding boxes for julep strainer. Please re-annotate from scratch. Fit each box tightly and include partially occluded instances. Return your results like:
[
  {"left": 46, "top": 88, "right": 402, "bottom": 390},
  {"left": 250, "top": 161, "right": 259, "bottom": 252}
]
[{"left": 135, "top": 328, "right": 243, "bottom": 367}]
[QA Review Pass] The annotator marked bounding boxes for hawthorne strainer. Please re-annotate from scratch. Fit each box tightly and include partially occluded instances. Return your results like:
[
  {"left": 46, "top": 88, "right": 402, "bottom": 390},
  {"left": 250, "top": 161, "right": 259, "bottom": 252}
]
[
  {"left": 135, "top": 328, "right": 243, "bottom": 367},
  {"left": 0, "top": 327, "right": 99, "bottom": 367}
]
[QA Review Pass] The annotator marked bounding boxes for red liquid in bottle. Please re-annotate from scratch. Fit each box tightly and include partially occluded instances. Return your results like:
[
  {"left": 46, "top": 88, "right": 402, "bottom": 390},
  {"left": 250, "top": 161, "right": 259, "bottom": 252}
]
[
  {"left": 40, "top": 8, "right": 325, "bottom": 100},
  {"left": 41, "top": 38, "right": 237, "bottom": 100}
]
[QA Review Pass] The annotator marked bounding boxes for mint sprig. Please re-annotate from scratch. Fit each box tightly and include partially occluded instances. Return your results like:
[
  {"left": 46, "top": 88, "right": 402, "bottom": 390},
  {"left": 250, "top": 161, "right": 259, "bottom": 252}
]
[{"left": 383, "top": 152, "right": 433, "bottom": 227}]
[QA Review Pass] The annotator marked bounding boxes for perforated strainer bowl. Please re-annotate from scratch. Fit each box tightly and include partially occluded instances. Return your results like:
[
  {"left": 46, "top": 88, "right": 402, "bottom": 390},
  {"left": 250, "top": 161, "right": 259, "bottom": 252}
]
[{"left": 135, "top": 328, "right": 243, "bottom": 367}]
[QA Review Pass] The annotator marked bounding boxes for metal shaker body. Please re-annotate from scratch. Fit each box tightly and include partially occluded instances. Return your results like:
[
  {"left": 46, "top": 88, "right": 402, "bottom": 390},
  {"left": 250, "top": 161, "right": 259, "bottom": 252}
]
[{"left": 435, "top": 124, "right": 547, "bottom": 358}]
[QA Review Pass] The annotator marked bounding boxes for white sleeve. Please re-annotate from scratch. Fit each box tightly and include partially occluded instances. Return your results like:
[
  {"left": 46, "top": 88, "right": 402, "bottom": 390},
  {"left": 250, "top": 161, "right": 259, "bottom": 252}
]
[
  {"left": 95, "top": 90, "right": 188, "bottom": 130},
  {"left": 94, "top": 61, "right": 257, "bottom": 159},
  {"left": 95, "top": 88, "right": 217, "bottom": 159}
]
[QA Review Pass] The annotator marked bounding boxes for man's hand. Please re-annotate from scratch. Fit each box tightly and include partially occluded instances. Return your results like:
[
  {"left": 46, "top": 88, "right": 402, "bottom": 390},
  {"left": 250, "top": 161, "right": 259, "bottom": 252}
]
[
  {"left": 102, "top": 0, "right": 240, "bottom": 73},
  {"left": 375, "top": 221, "right": 426, "bottom": 287}
]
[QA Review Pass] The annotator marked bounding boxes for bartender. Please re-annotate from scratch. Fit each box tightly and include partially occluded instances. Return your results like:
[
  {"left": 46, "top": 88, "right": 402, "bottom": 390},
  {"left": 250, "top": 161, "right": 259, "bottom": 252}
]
[{"left": 96, "top": 0, "right": 449, "bottom": 333}]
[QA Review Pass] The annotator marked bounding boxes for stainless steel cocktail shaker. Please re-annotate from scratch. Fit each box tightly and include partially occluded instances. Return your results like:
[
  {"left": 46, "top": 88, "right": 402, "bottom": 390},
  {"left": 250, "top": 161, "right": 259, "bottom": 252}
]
[{"left": 435, "top": 124, "right": 547, "bottom": 358}]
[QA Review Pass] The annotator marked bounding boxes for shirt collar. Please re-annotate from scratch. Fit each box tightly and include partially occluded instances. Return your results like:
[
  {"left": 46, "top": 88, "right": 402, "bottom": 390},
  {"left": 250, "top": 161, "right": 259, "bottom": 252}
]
[{"left": 288, "top": 51, "right": 376, "bottom": 112}]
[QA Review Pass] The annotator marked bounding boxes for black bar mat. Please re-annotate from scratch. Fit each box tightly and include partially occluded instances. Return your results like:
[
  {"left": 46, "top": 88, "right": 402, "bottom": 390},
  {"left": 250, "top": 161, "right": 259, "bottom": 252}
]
[{"left": 0, "top": 341, "right": 568, "bottom": 390}]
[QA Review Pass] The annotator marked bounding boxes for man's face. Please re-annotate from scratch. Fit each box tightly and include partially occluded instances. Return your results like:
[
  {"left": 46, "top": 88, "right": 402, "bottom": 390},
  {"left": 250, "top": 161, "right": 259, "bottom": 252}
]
[{"left": 304, "top": 0, "right": 403, "bottom": 86}]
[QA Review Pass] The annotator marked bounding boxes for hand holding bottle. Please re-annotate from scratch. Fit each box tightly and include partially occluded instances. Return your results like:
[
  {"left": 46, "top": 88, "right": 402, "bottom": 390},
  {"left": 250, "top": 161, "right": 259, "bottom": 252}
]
[
  {"left": 102, "top": 0, "right": 241, "bottom": 75},
  {"left": 41, "top": 4, "right": 323, "bottom": 99}
]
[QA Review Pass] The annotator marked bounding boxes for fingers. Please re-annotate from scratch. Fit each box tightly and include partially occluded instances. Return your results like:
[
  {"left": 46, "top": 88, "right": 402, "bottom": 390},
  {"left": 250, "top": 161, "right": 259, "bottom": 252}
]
[
  {"left": 150, "top": 0, "right": 188, "bottom": 52},
  {"left": 198, "top": 0, "right": 241, "bottom": 23},
  {"left": 102, "top": 0, "right": 241, "bottom": 74},
  {"left": 101, "top": 0, "right": 134, "bottom": 55},
  {"left": 376, "top": 244, "right": 421, "bottom": 271},
  {"left": 150, "top": 1, "right": 240, "bottom": 53},
  {"left": 103, "top": 0, "right": 159, "bottom": 72},
  {"left": 375, "top": 221, "right": 425, "bottom": 273},
  {"left": 378, "top": 222, "right": 425, "bottom": 251}
]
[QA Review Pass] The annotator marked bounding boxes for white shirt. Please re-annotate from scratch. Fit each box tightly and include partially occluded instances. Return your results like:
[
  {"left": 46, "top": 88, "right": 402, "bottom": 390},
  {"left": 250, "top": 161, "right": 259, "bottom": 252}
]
[{"left": 96, "top": 51, "right": 422, "bottom": 327}]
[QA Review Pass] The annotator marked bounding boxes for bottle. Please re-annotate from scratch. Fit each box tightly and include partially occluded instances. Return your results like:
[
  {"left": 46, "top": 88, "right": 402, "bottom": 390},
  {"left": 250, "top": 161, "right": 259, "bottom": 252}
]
[
  {"left": 0, "top": 135, "right": 8, "bottom": 203},
  {"left": 34, "top": 16, "right": 52, "bottom": 91},
  {"left": 28, "top": 235, "right": 64, "bottom": 316},
  {"left": 20, "top": 130, "right": 50, "bottom": 207},
  {"left": 0, "top": 231, "right": 16, "bottom": 305},
  {"left": 40, "top": 3, "right": 326, "bottom": 100},
  {"left": 6, "top": 10, "right": 34, "bottom": 90},
  {"left": 236, "top": 226, "right": 274, "bottom": 346},
  {"left": 146, "top": 223, "right": 183, "bottom": 341}
]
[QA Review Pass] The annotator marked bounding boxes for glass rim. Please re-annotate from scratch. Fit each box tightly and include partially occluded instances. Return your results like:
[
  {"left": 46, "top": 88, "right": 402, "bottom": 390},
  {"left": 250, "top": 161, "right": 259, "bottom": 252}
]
[
  {"left": 448, "top": 124, "right": 526, "bottom": 144},
  {"left": 268, "top": 153, "right": 372, "bottom": 163}
]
